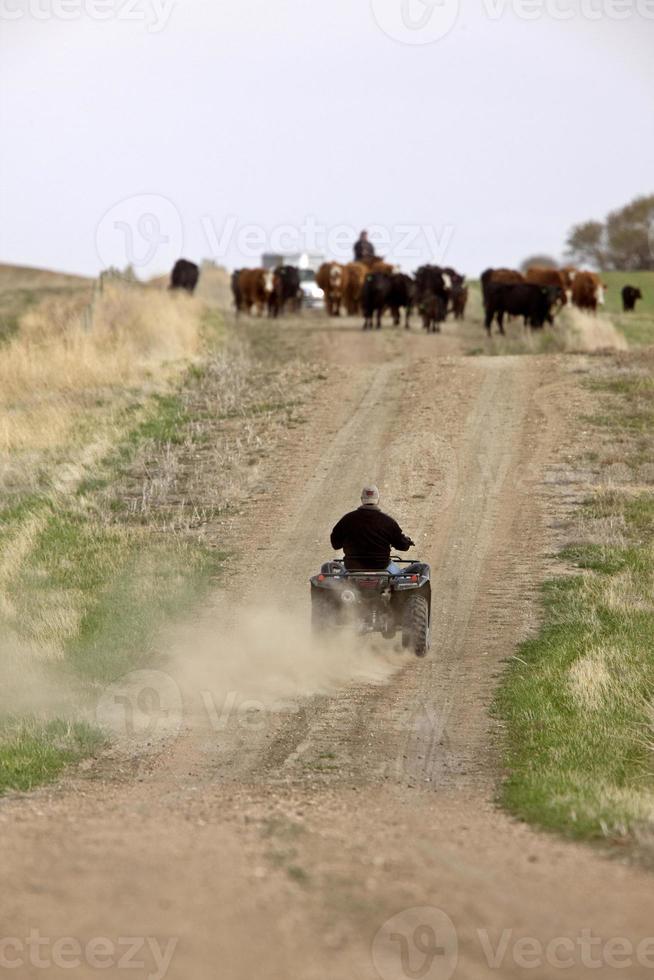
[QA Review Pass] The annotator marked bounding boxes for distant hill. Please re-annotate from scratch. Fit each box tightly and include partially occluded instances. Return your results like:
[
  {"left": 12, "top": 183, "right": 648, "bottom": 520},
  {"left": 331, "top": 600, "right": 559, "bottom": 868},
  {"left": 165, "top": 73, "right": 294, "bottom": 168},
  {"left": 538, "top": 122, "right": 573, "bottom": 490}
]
[{"left": 0, "top": 263, "right": 93, "bottom": 343}]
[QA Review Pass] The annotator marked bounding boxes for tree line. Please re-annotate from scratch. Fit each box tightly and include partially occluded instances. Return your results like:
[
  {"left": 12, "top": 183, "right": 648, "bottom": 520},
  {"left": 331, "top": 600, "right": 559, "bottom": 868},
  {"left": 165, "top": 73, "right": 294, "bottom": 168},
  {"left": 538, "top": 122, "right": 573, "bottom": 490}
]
[{"left": 564, "top": 193, "right": 654, "bottom": 271}]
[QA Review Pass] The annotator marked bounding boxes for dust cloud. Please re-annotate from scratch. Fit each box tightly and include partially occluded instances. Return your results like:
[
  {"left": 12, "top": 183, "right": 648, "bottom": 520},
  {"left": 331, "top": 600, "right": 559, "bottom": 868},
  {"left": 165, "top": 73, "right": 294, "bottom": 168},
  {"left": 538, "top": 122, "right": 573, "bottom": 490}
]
[
  {"left": 1, "top": 597, "right": 409, "bottom": 741},
  {"left": 560, "top": 307, "right": 628, "bottom": 352},
  {"left": 163, "top": 604, "right": 407, "bottom": 733},
  {"left": 0, "top": 630, "right": 79, "bottom": 720}
]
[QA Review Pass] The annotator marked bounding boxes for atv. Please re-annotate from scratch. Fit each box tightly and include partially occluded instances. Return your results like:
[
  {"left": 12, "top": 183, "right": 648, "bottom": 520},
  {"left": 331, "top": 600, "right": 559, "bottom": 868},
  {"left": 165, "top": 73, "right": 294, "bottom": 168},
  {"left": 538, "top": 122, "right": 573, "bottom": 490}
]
[{"left": 309, "top": 557, "right": 431, "bottom": 657}]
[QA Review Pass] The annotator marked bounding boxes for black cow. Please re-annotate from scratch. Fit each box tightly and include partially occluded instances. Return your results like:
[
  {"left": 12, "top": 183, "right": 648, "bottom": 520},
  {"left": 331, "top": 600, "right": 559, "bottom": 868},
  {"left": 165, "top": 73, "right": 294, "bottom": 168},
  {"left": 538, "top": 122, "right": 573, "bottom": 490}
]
[
  {"left": 419, "top": 292, "right": 448, "bottom": 333},
  {"left": 388, "top": 273, "right": 415, "bottom": 328},
  {"left": 484, "top": 282, "right": 564, "bottom": 335},
  {"left": 621, "top": 285, "right": 642, "bottom": 312},
  {"left": 450, "top": 284, "right": 468, "bottom": 320},
  {"left": 170, "top": 258, "right": 199, "bottom": 294},
  {"left": 443, "top": 267, "right": 467, "bottom": 320},
  {"left": 231, "top": 269, "right": 242, "bottom": 313},
  {"left": 269, "top": 265, "right": 301, "bottom": 317},
  {"left": 361, "top": 272, "right": 391, "bottom": 330},
  {"left": 480, "top": 267, "right": 524, "bottom": 312},
  {"left": 415, "top": 265, "right": 450, "bottom": 333}
]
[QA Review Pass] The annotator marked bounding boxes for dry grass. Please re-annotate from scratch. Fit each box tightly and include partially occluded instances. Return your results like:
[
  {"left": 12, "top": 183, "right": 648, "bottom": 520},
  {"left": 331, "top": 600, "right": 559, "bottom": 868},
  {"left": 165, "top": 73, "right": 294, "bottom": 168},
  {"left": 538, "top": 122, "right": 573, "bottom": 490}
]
[
  {"left": 559, "top": 307, "right": 628, "bottom": 353},
  {"left": 195, "top": 263, "right": 232, "bottom": 309},
  {"left": 480, "top": 306, "right": 628, "bottom": 356},
  {"left": 0, "top": 272, "right": 235, "bottom": 793},
  {"left": 567, "top": 648, "right": 614, "bottom": 710},
  {"left": 103, "top": 334, "right": 315, "bottom": 537},
  {"left": 0, "top": 277, "right": 210, "bottom": 661},
  {"left": 0, "top": 283, "right": 203, "bottom": 456}
]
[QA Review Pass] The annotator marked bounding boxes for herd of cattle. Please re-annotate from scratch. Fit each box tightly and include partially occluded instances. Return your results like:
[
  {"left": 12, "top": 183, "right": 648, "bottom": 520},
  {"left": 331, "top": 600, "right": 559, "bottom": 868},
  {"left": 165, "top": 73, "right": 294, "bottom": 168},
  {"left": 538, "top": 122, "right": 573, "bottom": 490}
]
[
  {"left": 229, "top": 258, "right": 468, "bottom": 331},
  {"left": 481, "top": 267, "right": 644, "bottom": 334},
  {"left": 169, "top": 258, "right": 644, "bottom": 333},
  {"left": 322, "top": 260, "right": 468, "bottom": 331},
  {"left": 482, "top": 265, "right": 598, "bottom": 335}
]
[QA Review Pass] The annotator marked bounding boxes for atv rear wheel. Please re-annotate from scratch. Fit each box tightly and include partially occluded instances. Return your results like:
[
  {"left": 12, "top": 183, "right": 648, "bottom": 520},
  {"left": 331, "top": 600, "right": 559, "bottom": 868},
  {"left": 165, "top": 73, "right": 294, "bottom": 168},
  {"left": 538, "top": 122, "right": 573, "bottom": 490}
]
[{"left": 402, "top": 595, "right": 429, "bottom": 657}]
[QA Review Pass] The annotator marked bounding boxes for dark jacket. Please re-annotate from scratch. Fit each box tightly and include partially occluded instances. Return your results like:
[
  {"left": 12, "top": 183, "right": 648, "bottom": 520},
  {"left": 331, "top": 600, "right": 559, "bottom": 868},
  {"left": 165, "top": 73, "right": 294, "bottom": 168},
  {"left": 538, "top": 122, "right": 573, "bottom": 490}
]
[
  {"left": 330, "top": 506, "right": 412, "bottom": 571},
  {"left": 354, "top": 238, "right": 375, "bottom": 262}
]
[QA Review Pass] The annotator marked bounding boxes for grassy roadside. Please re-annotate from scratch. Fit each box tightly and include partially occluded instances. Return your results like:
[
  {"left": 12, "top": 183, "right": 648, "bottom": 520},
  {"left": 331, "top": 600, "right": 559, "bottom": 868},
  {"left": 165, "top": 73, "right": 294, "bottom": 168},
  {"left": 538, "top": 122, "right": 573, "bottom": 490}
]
[
  {"left": 0, "top": 372, "right": 225, "bottom": 794},
  {"left": 0, "top": 264, "right": 92, "bottom": 345},
  {"left": 0, "top": 719, "right": 106, "bottom": 793},
  {"left": 0, "top": 283, "right": 227, "bottom": 794},
  {"left": 0, "top": 291, "right": 320, "bottom": 796},
  {"left": 495, "top": 351, "right": 654, "bottom": 851}
]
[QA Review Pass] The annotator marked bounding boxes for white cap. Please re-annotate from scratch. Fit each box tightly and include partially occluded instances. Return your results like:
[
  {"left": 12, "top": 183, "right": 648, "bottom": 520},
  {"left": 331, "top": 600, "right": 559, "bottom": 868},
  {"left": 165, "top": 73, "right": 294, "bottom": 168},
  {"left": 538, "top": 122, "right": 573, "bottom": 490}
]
[{"left": 361, "top": 485, "right": 380, "bottom": 506}]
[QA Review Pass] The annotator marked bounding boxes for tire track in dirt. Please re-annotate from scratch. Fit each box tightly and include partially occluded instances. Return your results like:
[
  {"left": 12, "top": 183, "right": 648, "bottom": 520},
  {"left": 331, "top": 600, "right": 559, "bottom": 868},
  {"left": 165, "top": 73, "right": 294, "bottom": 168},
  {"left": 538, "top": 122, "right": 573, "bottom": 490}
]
[{"left": 248, "top": 354, "right": 545, "bottom": 791}]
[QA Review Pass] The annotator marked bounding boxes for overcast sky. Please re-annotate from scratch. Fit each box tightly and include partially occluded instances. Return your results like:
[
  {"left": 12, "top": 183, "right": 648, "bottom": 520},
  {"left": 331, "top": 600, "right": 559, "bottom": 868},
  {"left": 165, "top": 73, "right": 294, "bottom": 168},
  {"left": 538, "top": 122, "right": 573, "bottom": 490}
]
[{"left": 1, "top": 0, "right": 653, "bottom": 278}]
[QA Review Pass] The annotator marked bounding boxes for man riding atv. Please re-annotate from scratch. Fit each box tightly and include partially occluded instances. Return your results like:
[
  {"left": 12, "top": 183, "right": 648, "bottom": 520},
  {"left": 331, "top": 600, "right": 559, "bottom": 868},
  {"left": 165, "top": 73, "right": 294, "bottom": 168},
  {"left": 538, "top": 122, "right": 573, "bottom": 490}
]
[
  {"left": 311, "top": 486, "right": 430, "bottom": 655},
  {"left": 330, "top": 485, "right": 415, "bottom": 573}
]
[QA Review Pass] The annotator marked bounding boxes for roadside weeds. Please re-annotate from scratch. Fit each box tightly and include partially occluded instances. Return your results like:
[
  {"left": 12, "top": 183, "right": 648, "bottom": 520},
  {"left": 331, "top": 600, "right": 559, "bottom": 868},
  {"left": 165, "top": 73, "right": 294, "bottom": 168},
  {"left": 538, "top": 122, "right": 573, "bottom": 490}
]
[
  {"left": 495, "top": 349, "right": 654, "bottom": 857},
  {"left": 0, "top": 295, "right": 323, "bottom": 795}
]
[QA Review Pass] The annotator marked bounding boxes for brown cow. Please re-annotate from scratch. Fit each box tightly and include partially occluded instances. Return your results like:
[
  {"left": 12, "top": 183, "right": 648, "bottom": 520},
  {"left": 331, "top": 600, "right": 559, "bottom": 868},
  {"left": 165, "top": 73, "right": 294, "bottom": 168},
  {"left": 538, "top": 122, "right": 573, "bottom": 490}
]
[
  {"left": 316, "top": 262, "right": 345, "bottom": 316},
  {"left": 559, "top": 266, "right": 578, "bottom": 289},
  {"left": 342, "top": 262, "right": 367, "bottom": 315},
  {"left": 571, "top": 271, "right": 606, "bottom": 313},
  {"left": 525, "top": 266, "right": 568, "bottom": 305},
  {"left": 358, "top": 254, "right": 384, "bottom": 269},
  {"left": 368, "top": 259, "right": 395, "bottom": 276},
  {"left": 491, "top": 268, "right": 524, "bottom": 283},
  {"left": 238, "top": 268, "right": 275, "bottom": 316}
]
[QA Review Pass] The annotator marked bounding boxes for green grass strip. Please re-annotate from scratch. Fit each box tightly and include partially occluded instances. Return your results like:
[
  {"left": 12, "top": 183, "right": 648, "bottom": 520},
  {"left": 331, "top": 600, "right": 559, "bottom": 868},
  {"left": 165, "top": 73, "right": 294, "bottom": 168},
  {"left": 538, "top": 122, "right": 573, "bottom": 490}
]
[
  {"left": 0, "top": 719, "right": 107, "bottom": 795},
  {"left": 494, "top": 495, "right": 654, "bottom": 841}
]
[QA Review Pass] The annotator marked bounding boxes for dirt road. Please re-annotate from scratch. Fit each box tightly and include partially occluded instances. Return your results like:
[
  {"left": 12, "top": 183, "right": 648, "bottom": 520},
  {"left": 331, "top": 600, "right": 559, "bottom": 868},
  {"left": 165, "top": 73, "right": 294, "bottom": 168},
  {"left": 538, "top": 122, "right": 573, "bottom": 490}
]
[{"left": 2, "top": 316, "right": 653, "bottom": 980}]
